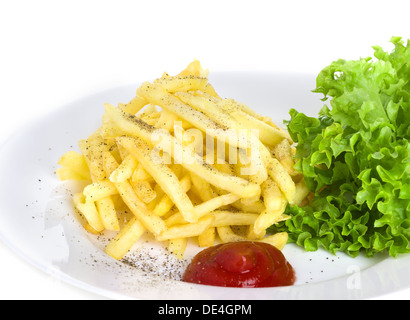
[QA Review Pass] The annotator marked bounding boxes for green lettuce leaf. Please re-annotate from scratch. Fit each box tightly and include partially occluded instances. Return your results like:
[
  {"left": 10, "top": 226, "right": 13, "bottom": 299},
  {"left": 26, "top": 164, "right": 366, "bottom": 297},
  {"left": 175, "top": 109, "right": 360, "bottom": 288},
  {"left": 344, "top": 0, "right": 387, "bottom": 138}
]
[{"left": 270, "top": 37, "right": 410, "bottom": 257}]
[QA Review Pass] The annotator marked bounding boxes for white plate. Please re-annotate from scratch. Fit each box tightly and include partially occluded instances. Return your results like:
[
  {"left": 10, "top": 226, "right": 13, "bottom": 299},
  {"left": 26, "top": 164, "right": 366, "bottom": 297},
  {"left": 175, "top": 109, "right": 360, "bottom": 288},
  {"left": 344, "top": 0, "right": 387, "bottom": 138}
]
[{"left": 0, "top": 72, "right": 409, "bottom": 300}]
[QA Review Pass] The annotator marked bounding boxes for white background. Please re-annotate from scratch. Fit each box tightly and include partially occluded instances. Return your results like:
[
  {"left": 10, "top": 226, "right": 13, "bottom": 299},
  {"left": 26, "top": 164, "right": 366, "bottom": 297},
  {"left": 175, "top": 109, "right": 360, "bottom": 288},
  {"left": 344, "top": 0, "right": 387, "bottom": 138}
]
[{"left": 1, "top": 0, "right": 410, "bottom": 300}]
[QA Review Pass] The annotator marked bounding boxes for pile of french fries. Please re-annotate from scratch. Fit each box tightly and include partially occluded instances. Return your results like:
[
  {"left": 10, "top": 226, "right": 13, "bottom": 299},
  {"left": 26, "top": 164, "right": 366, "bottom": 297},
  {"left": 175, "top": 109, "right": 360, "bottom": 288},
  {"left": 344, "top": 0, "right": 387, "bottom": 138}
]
[{"left": 57, "top": 61, "right": 310, "bottom": 261}]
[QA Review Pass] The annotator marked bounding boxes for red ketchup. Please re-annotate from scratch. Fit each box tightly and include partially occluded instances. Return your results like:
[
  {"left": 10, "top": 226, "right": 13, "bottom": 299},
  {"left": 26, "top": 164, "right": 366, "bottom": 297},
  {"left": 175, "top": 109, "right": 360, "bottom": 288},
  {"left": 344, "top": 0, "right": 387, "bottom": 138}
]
[{"left": 183, "top": 241, "right": 296, "bottom": 288}]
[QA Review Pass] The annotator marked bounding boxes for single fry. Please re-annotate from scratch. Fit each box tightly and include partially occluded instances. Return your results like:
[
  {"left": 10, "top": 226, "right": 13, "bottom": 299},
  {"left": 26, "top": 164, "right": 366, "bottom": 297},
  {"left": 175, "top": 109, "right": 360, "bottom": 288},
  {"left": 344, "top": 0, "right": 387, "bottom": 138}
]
[
  {"left": 266, "top": 157, "right": 296, "bottom": 204},
  {"left": 293, "top": 179, "right": 311, "bottom": 206},
  {"left": 165, "top": 193, "right": 240, "bottom": 227},
  {"left": 211, "top": 211, "right": 259, "bottom": 227},
  {"left": 154, "top": 75, "right": 208, "bottom": 93},
  {"left": 260, "top": 232, "right": 288, "bottom": 250},
  {"left": 83, "top": 180, "right": 118, "bottom": 202},
  {"left": 119, "top": 95, "right": 147, "bottom": 115},
  {"left": 153, "top": 174, "right": 192, "bottom": 217},
  {"left": 78, "top": 137, "right": 109, "bottom": 182},
  {"left": 247, "top": 223, "right": 266, "bottom": 240},
  {"left": 168, "top": 238, "right": 188, "bottom": 260},
  {"left": 131, "top": 180, "right": 157, "bottom": 204},
  {"left": 178, "top": 60, "right": 208, "bottom": 77},
  {"left": 105, "top": 217, "right": 146, "bottom": 260},
  {"left": 57, "top": 151, "right": 91, "bottom": 181},
  {"left": 218, "top": 98, "right": 267, "bottom": 123},
  {"left": 198, "top": 227, "right": 216, "bottom": 248},
  {"left": 156, "top": 216, "right": 214, "bottom": 241},
  {"left": 217, "top": 226, "right": 246, "bottom": 243},
  {"left": 261, "top": 178, "right": 286, "bottom": 212},
  {"left": 83, "top": 223, "right": 101, "bottom": 234},
  {"left": 132, "top": 163, "right": 152, "bottom": 181},
  {"left": 231, "top": 198, "right": 265, "bottom": 214},
  {"left": 228, "top": 109, "right": 290, "bottom": 147},
  {"left": 109, "top": 154, "right": 138, "bottom": 183},
  {"left": 271, "top": 139, "right": 296, "bottom": 175},
  {"left": 96, "top": 197, "right": 120, "bottom": 231}
]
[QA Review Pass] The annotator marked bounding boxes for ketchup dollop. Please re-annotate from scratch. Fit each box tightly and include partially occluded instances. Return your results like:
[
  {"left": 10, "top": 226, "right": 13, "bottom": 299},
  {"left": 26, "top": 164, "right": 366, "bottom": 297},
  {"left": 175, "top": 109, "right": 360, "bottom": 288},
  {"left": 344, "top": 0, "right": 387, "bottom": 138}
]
[{"left": 183, "top": 241, "right": 296, "bottom": 288}]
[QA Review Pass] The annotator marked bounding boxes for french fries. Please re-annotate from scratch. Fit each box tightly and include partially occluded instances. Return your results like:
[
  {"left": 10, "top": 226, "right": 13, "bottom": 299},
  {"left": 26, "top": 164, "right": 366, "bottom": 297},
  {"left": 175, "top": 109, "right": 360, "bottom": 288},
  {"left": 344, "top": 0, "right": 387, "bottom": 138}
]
[
  {"left": 117, "top": 136, "right": 197, "bottom": 223},
  {"left": 57, "top": 60, "right": 310, "bottom": 261}
]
